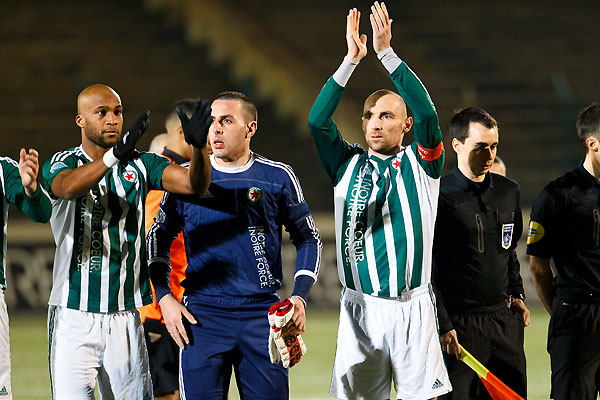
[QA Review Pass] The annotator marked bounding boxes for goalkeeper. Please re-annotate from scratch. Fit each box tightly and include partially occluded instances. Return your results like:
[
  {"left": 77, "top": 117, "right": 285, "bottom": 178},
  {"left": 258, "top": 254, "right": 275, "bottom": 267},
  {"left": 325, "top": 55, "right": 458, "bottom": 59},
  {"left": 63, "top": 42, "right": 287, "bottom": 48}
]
[{"left": 148, "top": 91, "right": 322, "bottom": 399}]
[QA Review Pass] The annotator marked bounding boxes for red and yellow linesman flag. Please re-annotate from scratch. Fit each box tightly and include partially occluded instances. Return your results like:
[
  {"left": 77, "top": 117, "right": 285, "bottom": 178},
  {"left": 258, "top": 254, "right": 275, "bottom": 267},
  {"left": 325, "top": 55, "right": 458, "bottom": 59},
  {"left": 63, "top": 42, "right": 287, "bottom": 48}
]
[{"left": 459, "top": 345, "right": 524, "bottom": 400}]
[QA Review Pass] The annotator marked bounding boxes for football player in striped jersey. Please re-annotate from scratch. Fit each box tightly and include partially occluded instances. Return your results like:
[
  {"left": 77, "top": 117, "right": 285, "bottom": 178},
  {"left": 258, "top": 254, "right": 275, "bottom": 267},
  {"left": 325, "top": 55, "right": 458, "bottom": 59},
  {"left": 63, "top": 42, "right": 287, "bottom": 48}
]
[
  {"left": 148, "top": 91, "right": 322, "bottom": 399},
  {"left": 0, "top": 149, "right": 51, "bottom": 400},
  {"left": 42, "top": 84, "right": 211, "bottom": 399},
  {"left": 308, "top": 3, "right": 450, "bottom": 399}
]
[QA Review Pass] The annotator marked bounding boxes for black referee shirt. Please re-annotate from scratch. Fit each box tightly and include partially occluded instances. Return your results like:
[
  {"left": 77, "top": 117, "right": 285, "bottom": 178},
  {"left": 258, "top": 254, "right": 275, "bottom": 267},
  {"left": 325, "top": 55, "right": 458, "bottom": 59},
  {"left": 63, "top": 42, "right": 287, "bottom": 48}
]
[
  {"left": 527, "top": 164, "right": 600, "bottom": 295},
  {"left": 433, "top": 167, "right": 524, "bottom": 333}
]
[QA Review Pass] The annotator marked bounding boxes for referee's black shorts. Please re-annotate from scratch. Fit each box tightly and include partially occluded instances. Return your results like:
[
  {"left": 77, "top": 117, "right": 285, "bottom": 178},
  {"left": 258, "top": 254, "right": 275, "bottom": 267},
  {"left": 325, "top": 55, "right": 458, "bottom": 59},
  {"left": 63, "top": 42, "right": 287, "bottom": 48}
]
[
  {"left": 144, "top": 317, "right": 180, "bottom": 396},
  {"left": 439, "top": 303, "right": 527, "bottom": 400},
  {"left": 548, "top": 292, "right": 600, "bottom": 400}
]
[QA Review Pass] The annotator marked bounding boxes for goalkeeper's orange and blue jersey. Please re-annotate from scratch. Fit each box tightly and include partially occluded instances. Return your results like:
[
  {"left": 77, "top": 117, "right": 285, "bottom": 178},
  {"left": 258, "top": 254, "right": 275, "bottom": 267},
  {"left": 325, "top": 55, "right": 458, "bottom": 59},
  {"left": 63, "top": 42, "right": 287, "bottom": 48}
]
[{"left": 139, "top": 149, "right": 187, "bottom": 323}]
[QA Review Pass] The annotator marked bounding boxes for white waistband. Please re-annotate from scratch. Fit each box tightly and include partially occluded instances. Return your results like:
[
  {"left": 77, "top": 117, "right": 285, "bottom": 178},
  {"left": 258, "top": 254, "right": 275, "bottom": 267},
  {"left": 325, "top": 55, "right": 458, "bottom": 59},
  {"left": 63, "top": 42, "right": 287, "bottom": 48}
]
[{"left": 342, "top": 283, "right": 432, "bottom": 306}]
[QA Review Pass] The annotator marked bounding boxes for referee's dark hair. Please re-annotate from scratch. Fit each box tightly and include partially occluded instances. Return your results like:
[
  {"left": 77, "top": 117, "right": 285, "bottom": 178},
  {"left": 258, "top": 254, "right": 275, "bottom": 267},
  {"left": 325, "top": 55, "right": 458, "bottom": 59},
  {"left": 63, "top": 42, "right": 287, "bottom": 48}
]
[
  {"left": 576, "top": 102, "right": 600, "bottom": 149},
  {"left": 214, "top": 91, "right": 258, "bottom": 124},
  {"left": 450, "top": 107, "right": 498, "bottom": 143}
]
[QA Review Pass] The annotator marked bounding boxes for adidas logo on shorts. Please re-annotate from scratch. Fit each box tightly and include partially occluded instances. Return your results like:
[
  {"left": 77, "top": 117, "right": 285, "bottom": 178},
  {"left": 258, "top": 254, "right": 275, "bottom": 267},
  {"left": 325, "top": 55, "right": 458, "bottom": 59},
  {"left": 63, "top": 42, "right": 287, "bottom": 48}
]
[
  {"left": 0, "top": 386, "right": 8, "bottom": 396},
  {"left": 431, "top": 379, "right": 444, "bottom": 389}
]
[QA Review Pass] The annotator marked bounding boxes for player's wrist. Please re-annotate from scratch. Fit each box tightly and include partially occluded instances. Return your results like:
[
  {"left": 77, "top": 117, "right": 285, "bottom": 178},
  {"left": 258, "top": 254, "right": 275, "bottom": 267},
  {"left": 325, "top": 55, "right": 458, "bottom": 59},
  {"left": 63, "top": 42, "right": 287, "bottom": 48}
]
[
  {"left": 377, "top": 47, "right": 402, "bottom": 74},
  {"left": 291, "top": 295, "right": 306, "bottom": 307},
  {"left": 24, "top": 181, "right": 38, "bottom": 197},
  {"left": 333, "top": 57, "right": 359, "bottom": 87},
  {"left": 374, "top": 42, "right": 392, "bottom": 55},
  {"left": 157, "top": 292, "right": 174, "bottom": 305},
  {"left": 102, "top": 148, "right": 119, "bottom": 169},
  {"left": 291, "top": 275, "right": 315, "bottom": 302}
]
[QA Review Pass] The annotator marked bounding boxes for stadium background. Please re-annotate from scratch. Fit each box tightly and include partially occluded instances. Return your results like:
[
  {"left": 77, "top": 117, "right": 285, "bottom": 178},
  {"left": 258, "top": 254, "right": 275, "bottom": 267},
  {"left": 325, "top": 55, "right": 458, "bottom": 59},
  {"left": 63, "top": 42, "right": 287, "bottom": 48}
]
[{"left": 2, "top": 0, "right": 599, "bottom": 398}]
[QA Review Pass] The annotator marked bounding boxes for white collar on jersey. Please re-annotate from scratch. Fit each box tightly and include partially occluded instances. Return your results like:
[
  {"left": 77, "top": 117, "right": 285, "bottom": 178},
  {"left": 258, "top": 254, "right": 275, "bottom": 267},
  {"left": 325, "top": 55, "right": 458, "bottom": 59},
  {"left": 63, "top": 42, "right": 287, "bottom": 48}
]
[
  {"left": 367, "top": 145, "right": 406, "bottom": 161},
  {"left": 210, "top": 151, "right": 256, "bottom": 174},
  {"left": 78, "top": 145, "right": 94, "bottom": 163}
]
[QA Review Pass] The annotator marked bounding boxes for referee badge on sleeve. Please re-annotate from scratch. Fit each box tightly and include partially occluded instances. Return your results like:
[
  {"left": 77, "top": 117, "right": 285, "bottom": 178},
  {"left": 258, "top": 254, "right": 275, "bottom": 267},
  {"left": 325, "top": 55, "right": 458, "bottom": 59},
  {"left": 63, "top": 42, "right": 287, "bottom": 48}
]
[
  {"left": 527, "top": 221, "right": 545, "bottom": 244},
  {"left": 501, "top": 223, "right": 514, "bottom": 249}
]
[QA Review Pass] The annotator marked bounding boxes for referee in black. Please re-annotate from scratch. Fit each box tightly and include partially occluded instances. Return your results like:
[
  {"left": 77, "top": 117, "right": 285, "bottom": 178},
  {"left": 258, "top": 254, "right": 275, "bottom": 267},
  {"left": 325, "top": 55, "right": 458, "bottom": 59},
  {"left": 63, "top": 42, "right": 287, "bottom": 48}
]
[
  {"left": 528, "top": 102, "right": 600, "bottom": 400},
  {"left": 433, "top": 108, "right": 529, "bottom": 399}
]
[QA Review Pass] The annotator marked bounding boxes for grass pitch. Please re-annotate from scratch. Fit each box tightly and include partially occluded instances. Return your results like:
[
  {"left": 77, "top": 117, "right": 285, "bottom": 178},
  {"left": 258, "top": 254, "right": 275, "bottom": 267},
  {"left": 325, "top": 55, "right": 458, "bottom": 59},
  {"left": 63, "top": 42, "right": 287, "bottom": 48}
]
[{"left": 10, "top": 308, "right": 551, "bottom": 399}]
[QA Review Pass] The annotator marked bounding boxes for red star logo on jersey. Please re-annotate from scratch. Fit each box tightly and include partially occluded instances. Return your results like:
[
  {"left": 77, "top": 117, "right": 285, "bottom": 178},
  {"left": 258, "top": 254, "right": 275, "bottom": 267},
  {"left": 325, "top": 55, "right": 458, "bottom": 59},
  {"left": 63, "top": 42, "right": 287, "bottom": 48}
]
[
  {"left": 122, "top": 170, "right": 137, "bottom": 183},
  {"left": 392, "top": 159, "right": 401, "bottom": 169},
  {"left": 247, "top": 187, "right": 263, "bottom": 203}
]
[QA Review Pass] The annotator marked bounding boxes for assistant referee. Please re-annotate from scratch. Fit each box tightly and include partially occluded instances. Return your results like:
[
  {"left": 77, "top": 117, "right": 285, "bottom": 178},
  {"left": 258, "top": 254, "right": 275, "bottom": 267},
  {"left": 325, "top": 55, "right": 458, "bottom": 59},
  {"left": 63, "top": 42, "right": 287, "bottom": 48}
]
[
  {"left": 528, "top": 102, "right": 600, "bottom": 400},
  {"left": 433, "top": 108, "right": 528, "bottom": 399}
]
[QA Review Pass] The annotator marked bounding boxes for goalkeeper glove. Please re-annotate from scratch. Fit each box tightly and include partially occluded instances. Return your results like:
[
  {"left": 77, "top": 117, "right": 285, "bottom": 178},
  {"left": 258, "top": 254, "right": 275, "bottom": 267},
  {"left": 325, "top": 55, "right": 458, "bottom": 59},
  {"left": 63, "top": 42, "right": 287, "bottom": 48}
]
[
  {"left": 115, "top": 111, "right": 150, "bottom": 159},
  {"left": 268, "top": 327, "right": 281, "bottom": 364},
  {"left": 104, "top": 111, "right": 150, "bottom": 167},
  {"left": 273, "top": 331, "right": 307, "bottom": 368},
  {"left": 268, "top": 298, "right": 307, "bottom": 368},
  {"left": 176, "top": 98, "right": 212, "bottom": 149}
]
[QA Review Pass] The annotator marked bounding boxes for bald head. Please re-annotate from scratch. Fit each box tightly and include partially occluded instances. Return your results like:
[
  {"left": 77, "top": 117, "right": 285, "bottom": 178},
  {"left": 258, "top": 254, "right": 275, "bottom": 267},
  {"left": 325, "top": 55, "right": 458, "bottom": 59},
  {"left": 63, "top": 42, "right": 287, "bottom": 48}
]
[
  {"left": 363, "top": 89, "right": 407, "bottom": 119},
  {"left": 361, "top": 89, "right": 413, "bottom": 157},
  {"left": 75, "top": 84, "right": 124, "bottom": 150},
  {"left": 77, "top": 84, "right": 121, "bottom": 114}
]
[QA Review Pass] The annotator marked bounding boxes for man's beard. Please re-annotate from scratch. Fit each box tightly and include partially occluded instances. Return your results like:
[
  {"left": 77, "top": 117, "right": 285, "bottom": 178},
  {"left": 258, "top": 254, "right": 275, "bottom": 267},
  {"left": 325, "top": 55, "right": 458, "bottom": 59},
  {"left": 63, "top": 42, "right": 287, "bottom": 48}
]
[{"left": 87, "top": 129, "right": 119, "bottom": 149}]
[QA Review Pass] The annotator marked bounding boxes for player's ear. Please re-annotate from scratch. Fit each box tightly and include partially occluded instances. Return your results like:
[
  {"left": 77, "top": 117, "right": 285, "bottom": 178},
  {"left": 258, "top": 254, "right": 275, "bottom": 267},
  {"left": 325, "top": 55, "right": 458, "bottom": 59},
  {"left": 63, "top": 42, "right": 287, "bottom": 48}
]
[
  {"left": 403, "top": 116, "right": 413, "bottom": 133},
  {"left": 246, "top": 121, "right": 257, "bottom": 139},
  {"left": 75, "top": 114, "right": 84, "bottom": 129},
  {"left": 452, "top": 137, "right": 462, "bottom": 154},
  {"left": 586, "top": 136, "right": 599, "bottom": 152}
]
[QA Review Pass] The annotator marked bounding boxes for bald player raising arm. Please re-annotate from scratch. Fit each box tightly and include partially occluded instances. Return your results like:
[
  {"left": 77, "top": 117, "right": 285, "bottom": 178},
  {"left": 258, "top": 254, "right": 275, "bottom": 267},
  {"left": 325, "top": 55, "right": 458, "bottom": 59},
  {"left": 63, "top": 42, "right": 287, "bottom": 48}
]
[
  {"left": 42, "top": 84, "right": 211, "bottom": 399},
  {"left": 308, "top": 3, "right": 450, "bottom": 399}
]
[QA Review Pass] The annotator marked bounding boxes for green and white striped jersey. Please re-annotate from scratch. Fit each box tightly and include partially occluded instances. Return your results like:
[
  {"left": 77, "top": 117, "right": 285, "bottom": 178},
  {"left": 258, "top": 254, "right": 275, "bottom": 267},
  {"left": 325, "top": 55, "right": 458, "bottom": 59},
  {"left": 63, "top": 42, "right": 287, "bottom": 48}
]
[
  {"left": 42, "top": 146, "right": 171, "bottom": 312},
  {"left": 308, "top": 62, "right": 444, "bottom": 297},
  {"left": 0, "top": 157, "right": 52, "bottom": 290}
]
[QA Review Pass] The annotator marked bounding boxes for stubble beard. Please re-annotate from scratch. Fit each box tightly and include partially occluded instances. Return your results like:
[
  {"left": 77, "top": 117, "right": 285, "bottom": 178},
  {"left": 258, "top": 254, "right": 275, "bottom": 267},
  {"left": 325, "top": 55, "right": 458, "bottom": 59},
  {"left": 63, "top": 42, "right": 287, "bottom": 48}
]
[{"left": 86, "top": 128, "right": 120, "bottom": 149}]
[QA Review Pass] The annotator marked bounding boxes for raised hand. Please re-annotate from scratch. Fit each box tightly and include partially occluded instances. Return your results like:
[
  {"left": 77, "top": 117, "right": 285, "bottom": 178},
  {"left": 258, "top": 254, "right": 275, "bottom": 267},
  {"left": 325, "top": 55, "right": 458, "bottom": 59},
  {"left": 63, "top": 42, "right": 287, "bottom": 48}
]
[
  {"left": 177, "top": 98, "right": 212, "bottom": 149},
  {"left": 346, "top": 8, "right": 367, "bottom": 62},
  {"left": 370, "top": 1, "right": 393, "bottom": 54},
  {"left": 113, "top": 110, "right": 150, "bottom": 160},
  {"left": 19, "top": 148, "right": 40, "bottom": 196}
]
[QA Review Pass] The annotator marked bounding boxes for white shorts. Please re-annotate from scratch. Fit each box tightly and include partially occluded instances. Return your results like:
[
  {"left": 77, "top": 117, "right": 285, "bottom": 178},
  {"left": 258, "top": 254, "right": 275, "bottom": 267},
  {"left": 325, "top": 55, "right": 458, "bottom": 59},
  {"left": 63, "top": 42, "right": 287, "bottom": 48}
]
[
  {"left": 48, "top": 306, "right": 153, "bottom": 400},
  {"left": 330, "top": 285, "right": 451, "bottom": 400},
  {"left": 0, "top": 290, "right": 12, "bottom": 399}
]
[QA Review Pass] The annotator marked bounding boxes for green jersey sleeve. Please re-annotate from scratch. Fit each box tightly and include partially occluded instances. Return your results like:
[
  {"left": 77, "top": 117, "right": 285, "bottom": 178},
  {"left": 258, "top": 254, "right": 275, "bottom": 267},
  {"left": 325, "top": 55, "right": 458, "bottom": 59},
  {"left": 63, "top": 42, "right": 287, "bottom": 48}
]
[
  {"left": 42, "top": 151, "right": 81, "bottom": 199},
  {"left": 308, "top": 77, "right": 364, "bottom": 185},
  {"left": 140, "top": 152, "right": 172, "bottom": 191},
  {"left": 390, "top": 63, "right": 444, "bottom": 178},
  {"left": 2, "top": 158, "right": 52, "bottom": 223}
]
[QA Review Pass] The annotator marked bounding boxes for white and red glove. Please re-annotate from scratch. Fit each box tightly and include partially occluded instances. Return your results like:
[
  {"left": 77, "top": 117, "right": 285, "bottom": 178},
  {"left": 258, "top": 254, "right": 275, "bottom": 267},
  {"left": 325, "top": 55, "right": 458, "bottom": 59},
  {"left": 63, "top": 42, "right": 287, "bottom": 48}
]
[{"left": 267, "top": 298, "right": 307, "bottom": 368}]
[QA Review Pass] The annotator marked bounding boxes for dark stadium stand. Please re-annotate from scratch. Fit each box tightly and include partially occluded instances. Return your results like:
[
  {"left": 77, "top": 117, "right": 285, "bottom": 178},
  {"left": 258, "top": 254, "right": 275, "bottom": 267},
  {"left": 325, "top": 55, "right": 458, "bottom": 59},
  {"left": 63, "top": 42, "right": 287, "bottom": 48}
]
[{"left": 1, "top": 0, "right": 599, "bottom": 207}]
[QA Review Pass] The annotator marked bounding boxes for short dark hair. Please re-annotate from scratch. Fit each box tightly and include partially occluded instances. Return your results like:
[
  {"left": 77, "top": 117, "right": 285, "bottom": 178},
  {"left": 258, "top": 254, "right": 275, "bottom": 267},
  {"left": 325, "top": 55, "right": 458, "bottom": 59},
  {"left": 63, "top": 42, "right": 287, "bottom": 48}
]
[
  {"left": 165, "top": 98, "right": 196, "bottom": 129},
  {"left": 576, "top": 102, "right": 600, "bottom": 148},
  {"left": 450, "top": 107, "right": 498, "bottom": 143},
  {"left": 214, "top": 91, "right": 258, "bottom": 123}
]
